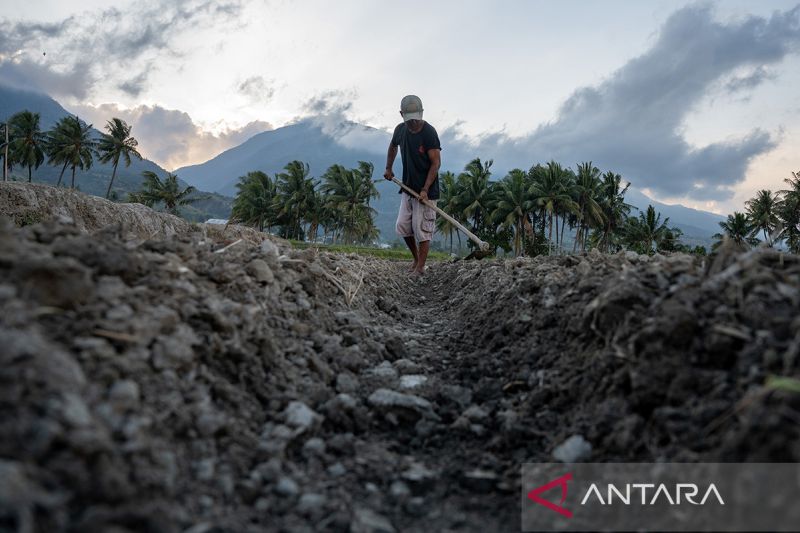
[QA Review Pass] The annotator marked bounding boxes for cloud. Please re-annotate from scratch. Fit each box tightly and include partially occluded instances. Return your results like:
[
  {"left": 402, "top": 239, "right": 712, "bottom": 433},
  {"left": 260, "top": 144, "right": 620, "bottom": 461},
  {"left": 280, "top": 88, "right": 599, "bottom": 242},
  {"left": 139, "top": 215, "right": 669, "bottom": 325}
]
[
  {"left": 297, "top": 90, "right": 391, "bottom": 153},
  {"left": 237, "top": 76, "right": 276, "bottom": 103},
  {"left": 71, "top": 102, "right": 272, "bottom": 170},
  {"left": 0, "top": 0, "right": 244, "bottom": 99},
  {"left": 118, "top": 70, "right": 151, "bottom": 97},
  {"left": 725, "top": 66, "right": 776, "bottom": 93},
  {"left": 436, "top": 4, "right": 800, "bottom": 200},
  {"left": 0, "top": 58, "right": 94, "bottom": 100}
]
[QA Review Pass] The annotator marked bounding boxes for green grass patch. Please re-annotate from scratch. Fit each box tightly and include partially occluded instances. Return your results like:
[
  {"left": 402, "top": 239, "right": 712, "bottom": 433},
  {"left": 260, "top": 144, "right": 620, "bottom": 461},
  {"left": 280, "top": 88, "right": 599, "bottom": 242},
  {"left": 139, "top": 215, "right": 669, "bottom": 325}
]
[
  {"left": 766, "top": 376, "right": 800, "bottom": 393},
  {"left": 289, "top": 241, "right": 451, "bottom": 261}
]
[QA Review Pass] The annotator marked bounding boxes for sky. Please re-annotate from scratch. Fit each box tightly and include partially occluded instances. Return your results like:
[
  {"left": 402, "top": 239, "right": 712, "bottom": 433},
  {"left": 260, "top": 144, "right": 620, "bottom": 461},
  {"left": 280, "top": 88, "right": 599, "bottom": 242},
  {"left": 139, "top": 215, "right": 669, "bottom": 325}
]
[{"left": 1, "top": 0, "right": 799, "bottom": 215}]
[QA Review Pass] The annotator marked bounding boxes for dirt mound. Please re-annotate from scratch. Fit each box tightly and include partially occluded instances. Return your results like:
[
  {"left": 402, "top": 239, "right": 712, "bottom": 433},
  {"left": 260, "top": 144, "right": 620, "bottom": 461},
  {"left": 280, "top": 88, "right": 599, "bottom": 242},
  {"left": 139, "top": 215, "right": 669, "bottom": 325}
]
[
  {"left": 0, "top": 189, "right": 798, "bottom": 532},
  {"left": 425, "top": 250, "right": 800, "bottom": 465},
  {"left": 0, "top": 217, "right": 397, "bottom": 532},
  {"left": 0, "top": 181, "right": 265, "bottom": 244}
]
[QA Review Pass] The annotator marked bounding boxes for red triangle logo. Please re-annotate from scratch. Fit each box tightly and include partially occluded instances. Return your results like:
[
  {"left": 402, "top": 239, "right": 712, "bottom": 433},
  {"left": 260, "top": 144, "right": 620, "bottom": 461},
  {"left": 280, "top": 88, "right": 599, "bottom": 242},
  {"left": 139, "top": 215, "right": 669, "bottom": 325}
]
[{"left": 527, "top": 472, "right": 573, "bottom": 518}]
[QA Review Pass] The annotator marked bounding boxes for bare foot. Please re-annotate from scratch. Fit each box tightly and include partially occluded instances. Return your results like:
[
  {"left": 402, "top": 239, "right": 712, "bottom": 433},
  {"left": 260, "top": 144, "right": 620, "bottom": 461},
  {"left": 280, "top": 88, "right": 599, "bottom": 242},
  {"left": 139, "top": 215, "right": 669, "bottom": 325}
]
[
  {"left": 408, "top": 261, "right": 418, "bottom": 272},
  {"left": 411, "top": 268, "right": 425, "bottom": 277}
]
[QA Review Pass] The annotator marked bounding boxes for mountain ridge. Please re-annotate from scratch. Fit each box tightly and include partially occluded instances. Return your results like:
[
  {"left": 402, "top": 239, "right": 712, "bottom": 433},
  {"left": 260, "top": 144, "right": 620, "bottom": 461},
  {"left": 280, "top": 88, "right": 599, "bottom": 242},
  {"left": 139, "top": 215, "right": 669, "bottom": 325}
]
[{"left": 176, "top": 120, "right": 726, "bottom": 244}]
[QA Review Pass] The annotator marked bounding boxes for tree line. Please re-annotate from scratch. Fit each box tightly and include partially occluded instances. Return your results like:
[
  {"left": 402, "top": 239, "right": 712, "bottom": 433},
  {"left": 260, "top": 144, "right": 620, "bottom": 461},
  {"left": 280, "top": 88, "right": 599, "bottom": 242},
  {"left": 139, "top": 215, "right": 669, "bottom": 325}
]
[
  {"left": 1, "top": 109, "right": 201, "bottom": 215},
  {"left": 4, "top": 109, "right": 796, "bottom": 254},
  {"left": 230, "top": 157, "right": 689, "bottom": 255},
  {"left": 230, "top": 160, "right": 380, "bottom": 243},
  {"left": 1, "top": 111, "right": 141, "bottom": 198},
  {"left": 232, "top": 157, "right": 800, "bottom": 256},
  {"left": 713, "top": 171, "right": 800, "bottom": 254},
  {"left": 434, "top": 158, "right": 689, "bottom": 256}
]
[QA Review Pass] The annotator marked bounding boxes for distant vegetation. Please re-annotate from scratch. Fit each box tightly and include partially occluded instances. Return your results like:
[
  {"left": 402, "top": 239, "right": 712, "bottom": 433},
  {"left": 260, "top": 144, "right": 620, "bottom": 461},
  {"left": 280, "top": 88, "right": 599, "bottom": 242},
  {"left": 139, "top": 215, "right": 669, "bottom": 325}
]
[
  {"left": 230, "top": 157, "right": 696, "bottom": 256},
  {"left": 713, "top": 173, "right": 800, "bottom": 254},
  {"left": 230, "top": 158, "right": 800, "bottom": 256},
  {"left": 3, "top": 109, "right": 797, "bottom": 255},
  {"left": 1, "top": 111, "right": 140, "bottom": 197},
  {"left": 230, "top": 161, "right": 380, "bottom": 244},
  {"left": 1, "top": 109, "right": 205, "bottom": 216}
]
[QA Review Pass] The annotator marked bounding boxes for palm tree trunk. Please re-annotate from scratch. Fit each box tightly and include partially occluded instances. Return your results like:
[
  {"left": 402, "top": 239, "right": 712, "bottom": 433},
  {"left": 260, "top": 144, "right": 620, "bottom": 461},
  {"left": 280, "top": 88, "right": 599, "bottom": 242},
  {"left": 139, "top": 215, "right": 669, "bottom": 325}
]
[
  {"left": 106, "top": 161, "right": 119, "bottom": 199},
  {"left": 28, "top": 166, "right": 32, "bottom": 183},
  {"left": 57, "top": 161, "right": 68, "bottom": 186},
  {"left": 555, "top": 214, "right": 560, "bottom": 253},
  {"left": 573, "top": 223, "right": 580, "bottom": 252},
  {"left": 548, "top": 212, "right": 554, "bottom": 255},
  {"left": 560, "top": 215, "right": 567, "bottom": 253},
  {"left": 71, "top": 166, "right": 76, "bottom": 189},
  {"left": 540, "top": 208, "right": 546, "bottom": 235},
  {"left": 583, "top": 226, "right": 590, "bottom": 252}
]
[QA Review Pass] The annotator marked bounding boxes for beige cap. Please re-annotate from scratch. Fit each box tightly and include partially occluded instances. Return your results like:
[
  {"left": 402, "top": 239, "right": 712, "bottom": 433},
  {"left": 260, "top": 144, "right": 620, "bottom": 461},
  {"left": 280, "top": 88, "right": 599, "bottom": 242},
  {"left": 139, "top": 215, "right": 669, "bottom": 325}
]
[{"left": 400, "top": 95, "right": 424, "bottom": 122}]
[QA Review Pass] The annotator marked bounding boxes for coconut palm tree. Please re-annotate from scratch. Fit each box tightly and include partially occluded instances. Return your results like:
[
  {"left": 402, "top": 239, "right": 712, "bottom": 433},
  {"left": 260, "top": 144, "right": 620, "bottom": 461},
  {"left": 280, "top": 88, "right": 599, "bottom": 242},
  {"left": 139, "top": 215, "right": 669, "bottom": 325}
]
[
  {"left": 136, "top": 171, "right": 198, "bottom": 215},
  {"left": 455, "top": 158, "right": 494, "bottom": 234},
  {"left": 624, "top": 205, "right": 674, "bottom": 253},
  {"left": 435, "top": 170, "right": 462, "bottom": 253},
  {"left": 7, "top": 111, "right": 45, "bottom": 183},
  {"left": 321, "top": 162, "right": 379, "bottom": 244},
  {"left": 491, "top": 169, "right": 531, "bottom": 256},
  {"left": 745, "top": 189, "right": 780, "bottom": 245},
  {"left": 592, "top": 171, "right": 632, "bottom": 252},
  {"left": 778, "top": 171, "right": 800, "bottom": 253},
  {"left": 44, "top": 116, "right": 72, "bottom": 186},
  {"left": 231, "top": 170, "right": 278, "bottom": 231},
  {"left": 529, "top": 161, "right": 578, "bottom": 254},
  {"left": 572, "top": 161, "right": 606, "bottom": 252},
  {"left": 46, "top": 115, "right": 96, "bottom": 189},
  {"left": 97, "top": 118, "right": 142, "bottom": 199},
  {"left": 712, "top": 212, "right": 758, "bottom": 250},
  {"left": 276, "top": 160, "right": 316, "bottom": 240}
]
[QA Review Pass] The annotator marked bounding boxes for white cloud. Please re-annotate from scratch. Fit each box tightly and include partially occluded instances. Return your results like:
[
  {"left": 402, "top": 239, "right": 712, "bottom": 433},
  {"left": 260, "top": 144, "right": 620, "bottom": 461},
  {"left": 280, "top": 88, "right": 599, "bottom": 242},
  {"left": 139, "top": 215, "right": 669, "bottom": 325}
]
[{"left": 71, "top": 102, "right": 271, "bottom": 170}]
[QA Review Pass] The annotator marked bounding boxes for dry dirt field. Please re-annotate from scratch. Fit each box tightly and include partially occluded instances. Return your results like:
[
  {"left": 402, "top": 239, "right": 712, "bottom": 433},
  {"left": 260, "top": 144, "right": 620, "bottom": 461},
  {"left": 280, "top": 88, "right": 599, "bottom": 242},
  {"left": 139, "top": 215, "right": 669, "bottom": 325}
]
[{"left": 1, "top": 182, "right": 798, "bottom": 532}]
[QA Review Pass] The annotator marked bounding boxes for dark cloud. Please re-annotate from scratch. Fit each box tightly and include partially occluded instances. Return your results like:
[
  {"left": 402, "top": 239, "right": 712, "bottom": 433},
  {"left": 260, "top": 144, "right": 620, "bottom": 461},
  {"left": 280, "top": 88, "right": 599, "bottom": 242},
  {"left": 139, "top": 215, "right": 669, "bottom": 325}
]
[
  {"left": 438, "top": 4, "right": 800, "bottom": 200},
  {"left": 117, "top": 70, "right": 150, "bottom": 97},
  {"left": 71, "top": 102, "right": 272, "bottom": 170},
  {"left": 297, "top": 90, "right": 391, "bottom": 153},
  {"left": 237, "top": 76, "right": 276, "bottom": 103},
  {"left": 0, "top": 59, "right": 94, "bottom": 100},
  {"left": 0, "top": 0, "right": 244, "bottom": 99},
  {"left": 725, "top": 66, "right": 776, "bottom": 93},
  {"left": 302, "top": 90, "right": 356, "bottom": 116}
]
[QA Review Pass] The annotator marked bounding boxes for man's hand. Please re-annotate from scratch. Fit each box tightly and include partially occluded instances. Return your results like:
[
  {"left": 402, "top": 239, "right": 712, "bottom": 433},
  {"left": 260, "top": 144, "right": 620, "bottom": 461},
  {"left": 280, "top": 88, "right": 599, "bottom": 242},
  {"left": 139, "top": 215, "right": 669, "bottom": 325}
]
[
  {"left": 384, "top": 168, "right": 394, "bottom": 180},
  {"left": 419, "top": 189, "right": 429, "bottom": 202}
]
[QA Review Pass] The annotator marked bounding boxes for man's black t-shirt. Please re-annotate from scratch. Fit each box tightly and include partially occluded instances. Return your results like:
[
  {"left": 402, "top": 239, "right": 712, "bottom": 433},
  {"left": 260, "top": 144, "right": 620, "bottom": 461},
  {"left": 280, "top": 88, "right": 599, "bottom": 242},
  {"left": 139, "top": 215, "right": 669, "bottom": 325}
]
[{"left": 391, "top": 121, "right": 441, "bottom": 200}]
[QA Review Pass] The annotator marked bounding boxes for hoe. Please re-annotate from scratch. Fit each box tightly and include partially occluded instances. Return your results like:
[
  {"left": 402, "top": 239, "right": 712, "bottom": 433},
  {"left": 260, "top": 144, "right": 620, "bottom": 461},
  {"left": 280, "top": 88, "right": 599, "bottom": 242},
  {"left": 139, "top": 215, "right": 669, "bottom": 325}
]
[{"left": 390, "top": 177, "right": 491, "bottom": 259}]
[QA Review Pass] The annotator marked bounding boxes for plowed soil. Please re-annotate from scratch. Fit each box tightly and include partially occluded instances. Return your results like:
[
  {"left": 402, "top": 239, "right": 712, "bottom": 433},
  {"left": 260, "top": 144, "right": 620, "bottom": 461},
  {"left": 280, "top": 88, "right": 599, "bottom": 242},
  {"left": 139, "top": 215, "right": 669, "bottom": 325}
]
[{"left": 1, "top": 183, "right": 799, "bottom": 532}]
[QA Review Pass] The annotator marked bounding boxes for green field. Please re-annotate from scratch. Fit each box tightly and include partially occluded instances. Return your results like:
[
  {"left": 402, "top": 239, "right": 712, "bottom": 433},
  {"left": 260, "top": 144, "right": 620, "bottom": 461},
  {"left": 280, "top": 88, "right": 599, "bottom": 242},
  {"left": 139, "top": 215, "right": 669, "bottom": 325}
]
[{"left": 289, "top": 241, "right": 452, "bottom": 261}]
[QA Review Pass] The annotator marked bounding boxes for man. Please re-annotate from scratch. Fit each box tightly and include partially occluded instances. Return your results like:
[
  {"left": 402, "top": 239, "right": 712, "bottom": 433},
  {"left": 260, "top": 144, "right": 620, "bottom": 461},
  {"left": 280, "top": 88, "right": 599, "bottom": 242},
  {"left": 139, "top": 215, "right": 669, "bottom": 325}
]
[{"left": 383, "top": 94, "right": 442, "bottom": 276}]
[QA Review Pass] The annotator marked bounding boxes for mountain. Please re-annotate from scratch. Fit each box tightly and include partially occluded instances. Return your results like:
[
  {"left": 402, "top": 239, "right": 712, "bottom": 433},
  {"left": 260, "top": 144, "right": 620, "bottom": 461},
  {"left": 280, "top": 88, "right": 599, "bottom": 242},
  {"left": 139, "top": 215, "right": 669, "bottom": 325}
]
[
  {"left": 176, "top": 120, "right": 389, "bottom": 195},
  {"left": 177, "top": 119, "right": 727, "bottom": 245},
  {"left": 176, "top": 119, "right": 410, "bottom": 238},
  {"left": 0, "top": 85, "right": 231, "bottom": 221}
]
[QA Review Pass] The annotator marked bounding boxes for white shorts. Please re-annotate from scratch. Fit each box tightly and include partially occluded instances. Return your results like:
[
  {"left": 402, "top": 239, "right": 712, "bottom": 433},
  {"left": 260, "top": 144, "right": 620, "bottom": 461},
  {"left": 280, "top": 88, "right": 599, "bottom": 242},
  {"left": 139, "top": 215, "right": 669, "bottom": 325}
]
[{"left": 395, "top": 192, "right": 437, "bottom": 242}]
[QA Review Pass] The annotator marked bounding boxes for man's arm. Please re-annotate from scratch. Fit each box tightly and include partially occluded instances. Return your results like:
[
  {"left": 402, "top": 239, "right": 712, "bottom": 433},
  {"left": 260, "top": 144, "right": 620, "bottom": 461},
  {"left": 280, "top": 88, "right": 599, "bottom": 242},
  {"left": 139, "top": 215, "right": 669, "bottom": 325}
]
[
  {"left": 384, "top": 144, "right": 398, "bottom": 180},
  {"left": 419, "top": 148, "right": 441, "bottom": 202}
]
